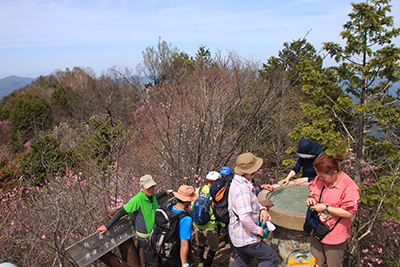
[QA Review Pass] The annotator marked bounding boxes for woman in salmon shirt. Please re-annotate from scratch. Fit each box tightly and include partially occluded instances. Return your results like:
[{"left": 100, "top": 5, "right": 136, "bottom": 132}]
[{"left": 306, "top": 154, "right": 360, "bottom": 267}]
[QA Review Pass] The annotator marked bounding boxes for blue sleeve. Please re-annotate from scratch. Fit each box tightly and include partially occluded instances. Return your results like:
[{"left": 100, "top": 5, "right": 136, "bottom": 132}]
[
  {"left": 255, "top": 186, "right": 261, "bottom": 196},
  {"left": 302, "top": 158, "right": 317, "bottom": 179},
  {"left": 179, "top": 216, "right": 192, "bottom": 240},
  {"left": 292, "top": 158, "right": 303, "bottom": 174}
]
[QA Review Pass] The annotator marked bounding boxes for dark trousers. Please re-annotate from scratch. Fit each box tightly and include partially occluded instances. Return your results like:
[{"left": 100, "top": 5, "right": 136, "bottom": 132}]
[
  {"left": 138, "top": 238, "right": 161, "bottom": 267},
  {"left": 165, "top": 249, "right": 193, "bottom": 267},
  {"left": 233, "top": 241, "right": 278, "bottom": 267}
]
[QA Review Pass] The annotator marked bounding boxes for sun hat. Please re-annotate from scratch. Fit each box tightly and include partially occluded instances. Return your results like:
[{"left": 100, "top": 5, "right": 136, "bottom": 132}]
[
  {"left": 206, "top": 171, "right": 221, "bottom": 182},
  {"left": 234, "top": 152, "right": 263, "bottom": 175},
  {"left": 173, "top": 185, "right": 199, "bottom": 202},
  {"left": 139, "top": 175, "right": 157, "bottom": 189},
  {"left": 297, "top": 139, "right": 322, "bottom": 158}
]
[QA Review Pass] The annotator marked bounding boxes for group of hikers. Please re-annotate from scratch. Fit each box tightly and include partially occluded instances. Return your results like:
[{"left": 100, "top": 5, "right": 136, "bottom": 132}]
[{"left": 97, "top": 139, "right": 360, "bottom": 267}]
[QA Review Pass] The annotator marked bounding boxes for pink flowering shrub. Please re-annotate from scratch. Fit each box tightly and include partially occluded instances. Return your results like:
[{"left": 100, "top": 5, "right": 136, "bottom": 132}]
[
  {"left": 341, "top": 150, "right": 400, "bottom": 266},
  {"left": 0, "top": 165, "right": 140, "bottom": 266},
  {"left": 357, "top": 211, "right": 400, "bottom": 266}
]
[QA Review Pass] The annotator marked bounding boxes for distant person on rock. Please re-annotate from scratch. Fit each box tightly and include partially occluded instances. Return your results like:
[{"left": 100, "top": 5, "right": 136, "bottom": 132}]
[
  {"left": 278, "top": 139, "right": 322, "bottom": 186},
  {"left": 97, "top": 175, "right": 170, "bottom": 267}
]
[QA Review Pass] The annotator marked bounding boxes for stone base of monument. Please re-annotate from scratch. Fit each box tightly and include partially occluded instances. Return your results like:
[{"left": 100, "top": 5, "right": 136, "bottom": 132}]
[
  {"left": 258, "top": 182, "right": 312, "bottom": 266},
  {"left": 270, "top": 226, "right": 312, "bottom": 266}
]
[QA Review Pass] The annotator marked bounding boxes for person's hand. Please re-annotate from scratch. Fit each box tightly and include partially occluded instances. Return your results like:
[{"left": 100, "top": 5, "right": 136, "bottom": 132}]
[
  {"left": 310, "top": 203, "right": 326, "bottom": 212},
  {"left": 97, "top": 225, "right": 108, "bottom": 234},
  {"left": 306, "top": 197, "right": 316, "bottom": 207},
  {"left": 259, "top": 209, "right": 270, "bottom": 222},
  {"left": 260, "top": 199, "right": 274, "bottom": 207},
  {"left": 260, "top": 184, "right": 274, "bottom": 192},
  {"left": 259, "top": 226, "right": 265, "bottom": 237},
  {"left": 293, "top": 178, "right": 306, "bottom": 186},
  {"left": 278, "top": 177, "right": 290, "bottom": 186}
]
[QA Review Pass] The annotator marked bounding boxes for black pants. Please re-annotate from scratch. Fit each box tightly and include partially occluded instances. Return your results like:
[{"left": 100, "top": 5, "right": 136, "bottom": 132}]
[
  {"left": 138, "top": 238, "right": 161, "bottom": 267},
  {"left": 233, "top": 241, "right": 278, "bottom": 267},
  {"left": 165, "top": 248, "right": 193, "bottom": 267}
]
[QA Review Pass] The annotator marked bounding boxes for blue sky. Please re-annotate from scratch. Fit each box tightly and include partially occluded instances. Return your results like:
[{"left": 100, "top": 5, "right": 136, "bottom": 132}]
[{"left": 1, "top": 0, "right": 399, "bottom": 79}]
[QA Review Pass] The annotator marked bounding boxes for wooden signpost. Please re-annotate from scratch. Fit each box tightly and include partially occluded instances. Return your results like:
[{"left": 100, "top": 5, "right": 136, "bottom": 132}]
[
  {"left": 65, "top": 194, "right": 173, "bottom": 266},
  {"left": 66, "top": 214, "right": 136, "bottom": 267}
]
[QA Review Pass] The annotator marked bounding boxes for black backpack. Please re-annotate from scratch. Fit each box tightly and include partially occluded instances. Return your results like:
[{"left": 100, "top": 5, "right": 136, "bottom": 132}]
[
  {"left": 149, "top": 204, "right": 189, "bottom": 258},
  {"left": 209, "top": 173, "right": 234, "bottom": 224}
]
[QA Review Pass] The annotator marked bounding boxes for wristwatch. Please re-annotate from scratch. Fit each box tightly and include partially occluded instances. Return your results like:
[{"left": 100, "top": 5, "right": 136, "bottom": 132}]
[{"left": 324, "top": 204, "right": 329, "bottom": 213}]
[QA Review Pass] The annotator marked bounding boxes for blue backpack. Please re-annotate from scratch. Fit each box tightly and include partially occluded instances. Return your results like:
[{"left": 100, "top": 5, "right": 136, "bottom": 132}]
[{"left": 191, "top": 187, "right": 212, "bottom": 225}]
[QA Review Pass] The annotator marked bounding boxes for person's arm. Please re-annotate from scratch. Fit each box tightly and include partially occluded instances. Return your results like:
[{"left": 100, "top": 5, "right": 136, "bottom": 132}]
[
  {"left": 178, "top": 215, "right": 192, "bottom": 266},
  {"left": 278, "top": 170, "right": 296, "bottom": 186},
  {"left": 312, "top": 179, "right": 360, "bottom": 219},
  {"left": 180, "top": 239, "right": 190, "bottom": 266},
  {"left": 240, "top": 212, "right": 264, "bottom": 236},
  {"left": 310, "top": 203, "right": 354, "bottom": 218},
  {"left": 261, "top": 184, "right": 274, "bottom": 192},
  {"left": 259, "top": 209, "right": 270, "bottom": 222},
  {"left": 239, "top": 210, "right": 264, "bottom": 236},
  {"left": 293, "top": 177, "right": 307, "bottom": 186},
  {"left": 255, "top": 184, "right": 274, "bottom": 196},
  {"left": 155, "top": 190, "right": 168, "bottom": 200},
  {"left": 97, "top": 207, "right": 128, "bottom": 234},
  {"left": 306, "top": 194, "right": 316, "bottom": 207}
]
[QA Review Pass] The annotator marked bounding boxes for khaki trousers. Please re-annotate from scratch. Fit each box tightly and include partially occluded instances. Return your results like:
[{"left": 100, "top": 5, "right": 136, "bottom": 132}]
[{"left": 310, "top": 237, "right": 347, "bottom": 267}]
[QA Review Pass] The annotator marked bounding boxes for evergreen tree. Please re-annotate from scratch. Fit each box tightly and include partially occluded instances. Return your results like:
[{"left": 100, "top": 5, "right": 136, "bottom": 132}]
[
  {"left": 20, "top": 135, "right": 72, "bottom": 185},
  {"left": 50, "top": 86, "right": 71, "bottom": 109},
  {"left": 323, "top": 0, "right": 400, "bottom": 182},
  {"left": 259, "top": 38, "right": 323, "bottom": 87},
  {"left": 9, "top": 93, "right": 52, "bottom": 152}
]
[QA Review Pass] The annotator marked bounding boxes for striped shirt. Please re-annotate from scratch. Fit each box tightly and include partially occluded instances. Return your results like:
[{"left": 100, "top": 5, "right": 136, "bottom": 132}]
[{"left": 228, "top": 174, "right": 264, "bottom": 247}]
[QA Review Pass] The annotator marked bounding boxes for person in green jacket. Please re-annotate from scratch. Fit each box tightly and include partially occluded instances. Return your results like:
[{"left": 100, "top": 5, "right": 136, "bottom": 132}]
[
  {"left": 97, "top": 175, "right": 170, "bottom": 267},
  {"left": 191, "top": 171, "right": 221, "bottom": 267}
]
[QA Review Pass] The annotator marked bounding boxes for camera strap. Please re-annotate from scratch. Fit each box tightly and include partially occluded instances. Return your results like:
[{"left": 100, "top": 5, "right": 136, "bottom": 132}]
[{"left": 319, "top": 185, "right": 342, "bottom": 231}]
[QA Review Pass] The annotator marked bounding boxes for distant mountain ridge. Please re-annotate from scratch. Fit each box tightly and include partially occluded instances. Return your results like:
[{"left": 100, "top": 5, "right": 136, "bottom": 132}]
[{"left": 0, "top": 75, "right": 36, "bottom": 99}]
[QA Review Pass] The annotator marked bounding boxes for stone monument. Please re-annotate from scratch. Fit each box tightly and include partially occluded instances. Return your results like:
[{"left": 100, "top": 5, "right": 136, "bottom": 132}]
[{"left": 258, "top": 183, "right": 312, "bottom": 266}]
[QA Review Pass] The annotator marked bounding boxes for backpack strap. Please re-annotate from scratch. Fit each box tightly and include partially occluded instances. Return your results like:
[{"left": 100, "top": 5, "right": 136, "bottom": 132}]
[
  {"left": 199, "top": 186, "right": 204, "bottom": 196},
  {"left": 226, "top": 173, "right": 234, "bottom": 186},
  {"left": 168, "top": 203, "right": 189, "bottom": 220},
  {"left": 177, "top": 210, "right": 189, "bottom": 220}
]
